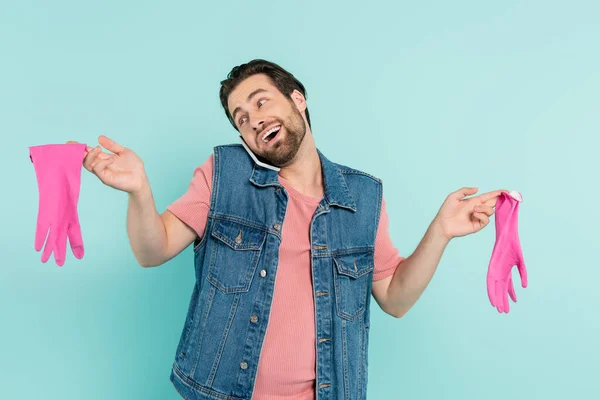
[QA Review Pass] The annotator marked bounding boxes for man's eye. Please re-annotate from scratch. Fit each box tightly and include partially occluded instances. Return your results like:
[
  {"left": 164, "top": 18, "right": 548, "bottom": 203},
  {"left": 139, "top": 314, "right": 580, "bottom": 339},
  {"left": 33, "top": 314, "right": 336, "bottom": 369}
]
[
  {"left": 239, "top": 117, "right": 247, "bottom": 125},
  {"left": 258, "top": 99, "right": 267, "bottom": 107}
]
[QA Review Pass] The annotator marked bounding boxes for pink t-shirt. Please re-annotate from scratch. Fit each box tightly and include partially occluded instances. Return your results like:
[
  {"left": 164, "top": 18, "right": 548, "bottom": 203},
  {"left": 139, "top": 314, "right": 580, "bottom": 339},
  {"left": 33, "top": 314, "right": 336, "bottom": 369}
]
[{"left": 167, "top": 154, "right": 405, "bottom": 400}]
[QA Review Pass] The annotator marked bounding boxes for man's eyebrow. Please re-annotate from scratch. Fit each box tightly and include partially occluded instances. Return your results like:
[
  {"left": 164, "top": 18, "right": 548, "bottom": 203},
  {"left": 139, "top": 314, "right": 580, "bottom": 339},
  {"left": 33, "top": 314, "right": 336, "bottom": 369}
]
[{"left": 231, "top": 88, "right": 269, "bottom": 123}]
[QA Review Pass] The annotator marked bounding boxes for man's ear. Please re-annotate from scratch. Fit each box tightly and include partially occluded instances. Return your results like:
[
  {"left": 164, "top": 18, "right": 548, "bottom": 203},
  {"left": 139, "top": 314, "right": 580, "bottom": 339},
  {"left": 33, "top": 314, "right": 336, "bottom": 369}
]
[{"left": 290, "top": 89, "right": 307, "bottom": 113}]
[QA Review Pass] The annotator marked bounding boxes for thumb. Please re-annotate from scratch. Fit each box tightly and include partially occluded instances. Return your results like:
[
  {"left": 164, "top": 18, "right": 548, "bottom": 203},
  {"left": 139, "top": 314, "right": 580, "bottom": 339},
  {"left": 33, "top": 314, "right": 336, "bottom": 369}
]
[
  {"left": 98, "top": 135, "right": 125, "bottom": 155},
  {"left": 517, "top": 258, "right": 528, "bottom": 288}
]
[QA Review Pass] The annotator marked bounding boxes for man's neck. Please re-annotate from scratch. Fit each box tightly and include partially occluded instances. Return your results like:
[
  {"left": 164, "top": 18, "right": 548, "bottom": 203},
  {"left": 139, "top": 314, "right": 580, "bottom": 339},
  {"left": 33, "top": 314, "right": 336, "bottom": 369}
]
[{"left": 277, "top": 134, "right": 324, "bottom": 198}]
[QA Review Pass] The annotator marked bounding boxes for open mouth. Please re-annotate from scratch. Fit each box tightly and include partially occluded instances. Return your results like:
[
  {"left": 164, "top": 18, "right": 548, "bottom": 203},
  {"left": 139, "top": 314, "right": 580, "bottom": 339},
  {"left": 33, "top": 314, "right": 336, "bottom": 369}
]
[{"left": 261, "top": 125, "right": 282, "bottom": 145}]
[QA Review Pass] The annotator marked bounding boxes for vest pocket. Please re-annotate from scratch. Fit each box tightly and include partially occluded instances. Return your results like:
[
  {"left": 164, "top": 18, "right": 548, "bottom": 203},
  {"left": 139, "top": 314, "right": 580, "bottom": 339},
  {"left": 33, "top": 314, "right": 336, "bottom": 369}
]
[
  {"left": 207, "top": 219, "right": 267, "bottom": 293},
  {"left": 332, "top": 250, "right": 375, "bottom": 320}
]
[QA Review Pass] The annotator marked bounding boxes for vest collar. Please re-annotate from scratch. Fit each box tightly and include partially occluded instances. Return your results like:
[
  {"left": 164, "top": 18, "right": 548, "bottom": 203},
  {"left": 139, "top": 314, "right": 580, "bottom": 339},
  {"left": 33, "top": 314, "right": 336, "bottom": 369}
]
[{"left": 249, "top": 149, "right": 357, "bottom": 212}]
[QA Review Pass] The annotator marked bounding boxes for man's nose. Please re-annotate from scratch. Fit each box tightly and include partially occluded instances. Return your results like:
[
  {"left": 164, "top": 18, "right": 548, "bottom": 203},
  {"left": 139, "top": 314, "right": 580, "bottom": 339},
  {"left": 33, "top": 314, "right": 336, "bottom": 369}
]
[{"left": 251, "top": 116, "right": 266, "bottom": 132}]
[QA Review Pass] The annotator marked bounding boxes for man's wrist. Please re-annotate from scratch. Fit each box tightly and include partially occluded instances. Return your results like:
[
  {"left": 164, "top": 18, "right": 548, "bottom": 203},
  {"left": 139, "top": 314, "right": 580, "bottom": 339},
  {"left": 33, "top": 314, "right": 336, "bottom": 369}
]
[
  {"left": 129, "top": 174, "right": 151, "bottom": 200},
  {"left": 430, "top": 217, "right": 452, "bottom": 244}
]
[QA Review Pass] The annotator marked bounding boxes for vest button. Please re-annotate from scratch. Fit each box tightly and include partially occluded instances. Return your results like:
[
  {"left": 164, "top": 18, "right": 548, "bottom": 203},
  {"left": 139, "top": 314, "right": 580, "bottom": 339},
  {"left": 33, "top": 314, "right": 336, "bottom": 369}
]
[
  {"left": 273, "top": 223, "right": 281, "bottom": 231},
  {"left": 240, "top": 362, "right": 248, "bottom": 369},
  {"left": 260, "top": 269, "right": 267, "bottom": 277},
  {"left": 250, "top": 315, "right": 259, "bottom": 323}
]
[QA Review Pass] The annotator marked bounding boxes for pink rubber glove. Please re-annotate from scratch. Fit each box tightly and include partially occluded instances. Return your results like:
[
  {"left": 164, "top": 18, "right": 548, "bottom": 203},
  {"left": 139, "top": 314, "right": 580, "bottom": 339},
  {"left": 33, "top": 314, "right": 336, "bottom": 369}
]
[
  {"left": 29, "top": 143, "right": 88, "bottom": 266},
  {"left": 487, "top": 190, "right": 528, "bottom": 313}
]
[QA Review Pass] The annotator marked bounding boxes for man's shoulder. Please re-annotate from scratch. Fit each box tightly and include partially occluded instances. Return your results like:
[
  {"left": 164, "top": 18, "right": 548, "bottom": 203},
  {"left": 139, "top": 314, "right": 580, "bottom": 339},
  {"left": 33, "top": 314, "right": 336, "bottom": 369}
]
[
  {"left": 214, "top": 142, "right": 244, "bottom": 149},
  {"left": 213, "top": 143, "right": 245, "bottom": 153},
  {"left": 212, "top": 143, "right": 250, "bottom": 161},
  {"left": 332, "top": 159, "right": 382, "bottom": 185}
]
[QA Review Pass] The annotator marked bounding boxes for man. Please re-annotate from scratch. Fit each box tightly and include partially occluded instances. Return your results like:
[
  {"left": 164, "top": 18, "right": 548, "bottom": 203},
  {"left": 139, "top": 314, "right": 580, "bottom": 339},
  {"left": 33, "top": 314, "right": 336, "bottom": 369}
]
[{"left": 70, "top": 59, "right": 504, "bottom": 399}]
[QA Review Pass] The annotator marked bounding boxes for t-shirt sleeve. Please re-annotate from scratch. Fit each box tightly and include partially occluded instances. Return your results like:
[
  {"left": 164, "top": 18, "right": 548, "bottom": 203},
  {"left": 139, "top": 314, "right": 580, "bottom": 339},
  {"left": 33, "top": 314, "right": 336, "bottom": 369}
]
[
  {"left": 373, "top": 196, "right": 406, "bottom": 281},
  {"left": 166, "top": 154, "right": 214, "bottom": 238}
]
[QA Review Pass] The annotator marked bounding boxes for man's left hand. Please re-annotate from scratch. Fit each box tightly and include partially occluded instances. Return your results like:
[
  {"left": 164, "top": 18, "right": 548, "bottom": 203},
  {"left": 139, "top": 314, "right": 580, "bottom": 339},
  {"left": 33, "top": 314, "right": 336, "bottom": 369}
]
[{"left": 433, "top": 187, "right": 508, "bottom": 241}]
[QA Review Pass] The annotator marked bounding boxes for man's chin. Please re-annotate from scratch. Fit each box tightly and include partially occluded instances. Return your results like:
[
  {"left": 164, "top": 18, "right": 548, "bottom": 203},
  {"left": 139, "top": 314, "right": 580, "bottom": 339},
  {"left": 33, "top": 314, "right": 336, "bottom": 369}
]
[
  {"left": 258, "top": 150, "right": 297, "bottom": 168},
  {"left": 255, "top": 152, "right": 283, "bottom": 167},
  {"left": 255, "top": 131, "right": 302, "bottom": 167}
]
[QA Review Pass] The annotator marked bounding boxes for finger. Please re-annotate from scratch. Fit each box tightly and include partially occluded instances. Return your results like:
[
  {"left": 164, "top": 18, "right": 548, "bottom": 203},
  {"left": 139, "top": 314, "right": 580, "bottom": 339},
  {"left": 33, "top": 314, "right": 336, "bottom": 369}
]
[
  {"left": 35, "top": 218, "right": 49, "bottom": 252},
  {"left": 66, "top": 141, "right": 94, "bottom": 153},
  {"left": 517, "top": 255, "right": 528, "bottom": 288},
  {"left": 68, "top": 223, "right": 85, "bottom": 259},
  {"left": 86, "top": 148, "right": 113, "bottom": 171},
  {"left": 83, "top": 146, "right": 103, "bottom": 171},
  {"left": 98, "top": 135, "right": 125, "bottom": 155},
  {"left": 474, "top": 205, "right": 494, "bottom": 217},
  {"left": 452, "top": 187, "right": 478, "bottom": 200},
  {"left": 41, "top": 227, "right": 55, "bottom": 263},
  {"left": 476, "top": 190, "right": 508, "bottom": 206},
  {"left": 502, "top": 280, "right": 510, "bottom": 313},
  {"left": 482, "top": 197, "right": 500, "bottom": 207},
  {"left": 495, "top": 281, "right": 504, "bottom": 313},
  {"left": 92, "top": 149, "right": 113, "bottom": 161},
  {"left": 507, "top": 272, "right": 517, "bottom": 302},
  {"left": 54, "top": 225, "right": 68, "bottom": 267},
  {"left": 91, "top": 156, "right": 116, "bottom": 175},
  {"left": 487, "top": 277, "right": 496, "bottom": 307},
  {"left": 473, "top": 212, "right": 489, "bottom": 226}
]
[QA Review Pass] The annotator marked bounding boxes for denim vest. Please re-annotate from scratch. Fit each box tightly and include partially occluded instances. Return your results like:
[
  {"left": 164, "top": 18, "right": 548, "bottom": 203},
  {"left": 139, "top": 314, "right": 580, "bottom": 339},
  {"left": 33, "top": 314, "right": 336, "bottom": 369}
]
[{"left": 170, "top": 144, "right": 383, "bottom": 400}]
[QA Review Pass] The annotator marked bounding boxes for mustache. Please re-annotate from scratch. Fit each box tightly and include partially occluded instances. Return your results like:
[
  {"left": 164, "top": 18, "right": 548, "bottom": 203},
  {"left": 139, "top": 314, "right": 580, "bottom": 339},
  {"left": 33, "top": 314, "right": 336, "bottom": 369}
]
[{"left": 258, "top": 119, "right": 284, "bottom": 136}]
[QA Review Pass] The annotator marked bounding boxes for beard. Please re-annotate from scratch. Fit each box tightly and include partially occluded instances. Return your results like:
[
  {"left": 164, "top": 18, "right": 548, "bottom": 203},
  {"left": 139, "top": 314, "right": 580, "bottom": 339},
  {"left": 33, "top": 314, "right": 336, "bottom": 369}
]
[{"left": 255, "top": 105, "right": 307, "bottom": 168}]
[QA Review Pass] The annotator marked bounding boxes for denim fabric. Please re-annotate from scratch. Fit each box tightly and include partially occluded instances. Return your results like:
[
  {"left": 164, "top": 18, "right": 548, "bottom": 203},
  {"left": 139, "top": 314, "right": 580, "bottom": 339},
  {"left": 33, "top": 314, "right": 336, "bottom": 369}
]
[{"left": 170, "top": 144, "right": 383, "bottom": 400}]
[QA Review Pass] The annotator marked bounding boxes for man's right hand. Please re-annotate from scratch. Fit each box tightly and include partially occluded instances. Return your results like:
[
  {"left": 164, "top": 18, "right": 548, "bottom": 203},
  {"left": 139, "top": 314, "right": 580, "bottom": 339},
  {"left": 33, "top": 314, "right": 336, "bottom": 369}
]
[
  {"left": 67, "top": 135, "right": 148, "bottom": 195},
  {"left": 67, "top": 135, "right": 197, "bottom": 267}
]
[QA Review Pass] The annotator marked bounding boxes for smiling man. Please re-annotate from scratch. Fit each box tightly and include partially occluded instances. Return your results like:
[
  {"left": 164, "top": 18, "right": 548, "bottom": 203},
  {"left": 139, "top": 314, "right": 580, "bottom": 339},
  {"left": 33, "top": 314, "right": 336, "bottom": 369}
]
[{"left": 74, "top": 59, "right": 505, "bottom": 400}]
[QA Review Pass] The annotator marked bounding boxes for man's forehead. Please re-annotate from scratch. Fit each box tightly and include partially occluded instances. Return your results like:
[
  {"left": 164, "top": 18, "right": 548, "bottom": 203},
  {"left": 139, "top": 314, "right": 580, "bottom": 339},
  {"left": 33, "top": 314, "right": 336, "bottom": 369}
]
[{"left": 228, "top": 74, "right": 276, "bottom": 110}]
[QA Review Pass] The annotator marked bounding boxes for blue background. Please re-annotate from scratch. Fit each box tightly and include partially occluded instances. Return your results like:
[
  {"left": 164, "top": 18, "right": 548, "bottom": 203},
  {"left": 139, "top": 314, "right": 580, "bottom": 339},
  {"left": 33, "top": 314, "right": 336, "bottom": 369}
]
[{"left": 1, "top": 1, "right": 598, "bottom": 398}]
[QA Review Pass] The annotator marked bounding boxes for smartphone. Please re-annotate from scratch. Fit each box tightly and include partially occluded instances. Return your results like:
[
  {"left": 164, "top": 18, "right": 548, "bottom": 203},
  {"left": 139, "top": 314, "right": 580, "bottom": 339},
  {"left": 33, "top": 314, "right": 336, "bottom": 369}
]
[{"left": 239, "top": 135, "right": 281, "bottom": 172}]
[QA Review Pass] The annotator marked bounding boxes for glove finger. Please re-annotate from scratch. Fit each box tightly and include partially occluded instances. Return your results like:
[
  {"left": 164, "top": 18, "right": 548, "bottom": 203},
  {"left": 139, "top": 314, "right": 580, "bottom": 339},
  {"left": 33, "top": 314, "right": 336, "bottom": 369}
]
[
  {"left": 487, "top": 264, "right": 497, "bottom": 307},
  {"left": 502, "top": 279, "right": 510, "bottom": 313},
  {"left": 517, "top": 257, "right": 528, "bottom": 288},
  {"left": 487, "top": 276, "right": 496, "bottom": 307},
  {"left": 508, "top": 273, "right": 517, "bottom": 303},
  {"left": 35, "top": 218, "right": 50, "bottom": 252},
  {"left": 41, "top": 226, "right": 54, "bottom": 263},
  {"left": 54, "top": 225, "right": 68, "bottom": 267},
  {"left": 495, "top": 281, "right": 503, "bottom": 313},
  {"left": 68, "top": 222, "right": 85, "bottom": 259}
]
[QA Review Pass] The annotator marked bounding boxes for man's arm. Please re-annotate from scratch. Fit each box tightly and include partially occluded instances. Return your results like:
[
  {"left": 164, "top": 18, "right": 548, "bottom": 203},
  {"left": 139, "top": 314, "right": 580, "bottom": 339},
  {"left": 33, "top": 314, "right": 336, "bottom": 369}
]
[
  {"left": 67, "top": 136, "right": 198, "bottom": 267},
  {"left": 127, "top": 180, "right": 197, "bottom": 268},
  {"left": 372, "top": 219, "right": 449, "bottom": 318},
  {"left": 372, "top": 187, "right": 502, "bottom": 318}
]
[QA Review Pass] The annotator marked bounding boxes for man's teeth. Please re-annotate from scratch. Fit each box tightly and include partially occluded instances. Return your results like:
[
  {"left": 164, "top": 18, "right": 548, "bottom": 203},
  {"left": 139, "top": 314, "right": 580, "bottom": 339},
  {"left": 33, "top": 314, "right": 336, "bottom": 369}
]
[{"left": 262, "top": 126, "right": 281, "bottom": 142}]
